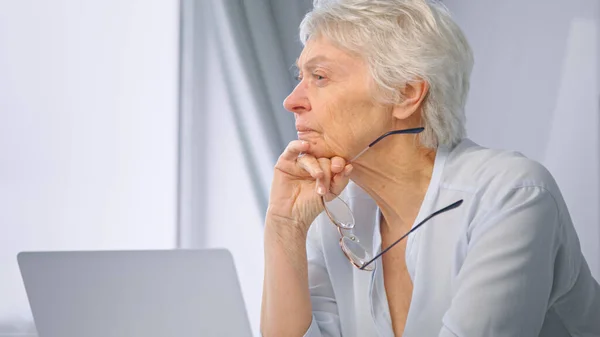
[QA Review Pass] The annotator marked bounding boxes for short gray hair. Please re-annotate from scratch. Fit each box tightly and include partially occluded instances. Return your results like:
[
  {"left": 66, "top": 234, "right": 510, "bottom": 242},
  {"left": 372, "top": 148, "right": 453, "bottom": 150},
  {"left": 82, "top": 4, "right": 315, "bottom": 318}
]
[{"left": 299, "top": 0, "right": 474, "bottom": 148}]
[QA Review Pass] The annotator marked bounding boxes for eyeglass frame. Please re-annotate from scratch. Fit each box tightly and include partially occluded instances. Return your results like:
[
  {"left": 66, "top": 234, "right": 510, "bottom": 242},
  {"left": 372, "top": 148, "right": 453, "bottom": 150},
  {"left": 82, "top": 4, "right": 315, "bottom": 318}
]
[
  {"left": 319, "top": 127, "right": 463, "bottom": 271},
  {"left": 322, "top": 197, "right": 463, "bottom": 270}
]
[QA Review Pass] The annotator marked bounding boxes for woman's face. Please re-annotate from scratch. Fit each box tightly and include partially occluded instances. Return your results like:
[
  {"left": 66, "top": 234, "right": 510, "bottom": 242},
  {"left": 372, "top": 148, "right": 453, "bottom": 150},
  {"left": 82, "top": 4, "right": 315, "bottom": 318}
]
[{"left": 284, "top": 36, "right": 393, "bottom": 160}]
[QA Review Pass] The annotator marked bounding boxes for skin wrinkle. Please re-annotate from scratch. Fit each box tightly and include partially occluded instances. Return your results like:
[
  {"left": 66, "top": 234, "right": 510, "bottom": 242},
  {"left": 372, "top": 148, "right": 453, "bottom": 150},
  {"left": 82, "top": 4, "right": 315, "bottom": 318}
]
[
  {"left": 295, "top": 41, "right": 380, "bottom": 160},
  {"left": 290, "top": 35, "right": 435, "bottom": 232}
]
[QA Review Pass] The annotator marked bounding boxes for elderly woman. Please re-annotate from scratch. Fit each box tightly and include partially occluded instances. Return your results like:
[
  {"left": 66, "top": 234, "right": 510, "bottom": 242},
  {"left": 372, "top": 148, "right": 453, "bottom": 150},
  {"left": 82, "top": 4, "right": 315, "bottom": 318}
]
[{"left": 260, "top": 0, "right": 600, "bottom": 336}]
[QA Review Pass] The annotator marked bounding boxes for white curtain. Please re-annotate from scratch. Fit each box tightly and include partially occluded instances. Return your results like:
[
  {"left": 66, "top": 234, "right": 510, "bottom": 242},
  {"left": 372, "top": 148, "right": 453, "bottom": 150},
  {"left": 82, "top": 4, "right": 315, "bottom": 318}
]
[
  {"left": 178, "top": 0, "right": 311, "bottom": 247},
  {"left": 177, "top": 0, "right": 311, "bottom": 334}
]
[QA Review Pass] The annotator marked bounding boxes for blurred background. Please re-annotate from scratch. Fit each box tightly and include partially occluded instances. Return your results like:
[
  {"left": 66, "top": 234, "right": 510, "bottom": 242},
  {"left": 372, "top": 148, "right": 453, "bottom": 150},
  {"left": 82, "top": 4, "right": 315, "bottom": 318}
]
[{"left": 0, "top": 0, "right": 598, "bottom": 336}]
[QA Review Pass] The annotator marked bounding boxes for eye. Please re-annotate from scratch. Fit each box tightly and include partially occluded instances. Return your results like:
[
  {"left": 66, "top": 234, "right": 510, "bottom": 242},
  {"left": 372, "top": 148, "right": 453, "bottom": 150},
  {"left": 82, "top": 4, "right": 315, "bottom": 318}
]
[{"left": 312, "top": 73, "right": 326, "bottom": 81}]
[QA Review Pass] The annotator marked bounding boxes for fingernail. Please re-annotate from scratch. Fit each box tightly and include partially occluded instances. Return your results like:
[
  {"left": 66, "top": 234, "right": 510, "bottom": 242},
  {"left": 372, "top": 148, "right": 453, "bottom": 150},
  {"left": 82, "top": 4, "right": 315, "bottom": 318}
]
[
  {"left": 344, "top": 166, "right": 353, "bottom": 177},
  {"left": 317, "top": 186, "right": 325, "bottom": 195}
]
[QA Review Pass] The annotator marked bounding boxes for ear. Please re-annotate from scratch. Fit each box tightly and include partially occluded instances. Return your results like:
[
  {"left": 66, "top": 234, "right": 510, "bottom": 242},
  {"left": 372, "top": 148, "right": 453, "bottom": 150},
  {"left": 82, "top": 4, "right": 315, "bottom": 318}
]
[{"left": 392, "top": 80, "right": 429, "bottom": 120}]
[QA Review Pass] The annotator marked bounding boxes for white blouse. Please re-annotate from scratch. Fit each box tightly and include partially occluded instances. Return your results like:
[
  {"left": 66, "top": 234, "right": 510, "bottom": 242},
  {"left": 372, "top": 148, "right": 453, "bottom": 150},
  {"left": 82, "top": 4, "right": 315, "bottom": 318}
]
[{"left": 302, "top": 139, "right": 600, "bottom": 337}]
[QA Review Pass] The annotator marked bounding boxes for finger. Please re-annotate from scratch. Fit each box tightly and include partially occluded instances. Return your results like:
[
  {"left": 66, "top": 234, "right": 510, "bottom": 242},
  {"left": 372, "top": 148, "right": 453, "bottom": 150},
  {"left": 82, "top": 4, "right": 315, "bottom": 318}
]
[
  {"left": 280, "top": 140, "right": 310, "bottom": 161},
  {"left": 330, "top": 156, "right": 346, "bottom": 174},
  {"left": 329, "top": 164, "right": 353, "bottom": 198},
  {"left": 344, "top": 164, "right": 353, "bottom": 177},
  {"left": 296, "top": 155, "right": 324, "bottom": 179},
  {"left": 316, "top": 158, "right": 332, "bottom": 195}
]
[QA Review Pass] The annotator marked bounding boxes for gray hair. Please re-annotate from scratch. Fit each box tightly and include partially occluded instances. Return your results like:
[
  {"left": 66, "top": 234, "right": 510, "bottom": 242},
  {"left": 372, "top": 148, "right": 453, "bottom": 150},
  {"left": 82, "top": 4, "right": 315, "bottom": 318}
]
[{"left": 299, "top": 0, "right": 474, "bottom": 148}]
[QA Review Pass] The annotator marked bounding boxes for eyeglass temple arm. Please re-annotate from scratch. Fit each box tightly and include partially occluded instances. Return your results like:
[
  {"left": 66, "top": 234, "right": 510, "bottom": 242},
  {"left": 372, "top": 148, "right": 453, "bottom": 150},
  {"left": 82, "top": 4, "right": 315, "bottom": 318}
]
[
  {"left": 349, "top": 127, "right": 425, "bottom": 163},
  {"left": 359, "top": 199, "right": 464, "bottom": 270},
  {"left": 368, "top": 127, "right": 425, "bottom": 148}
]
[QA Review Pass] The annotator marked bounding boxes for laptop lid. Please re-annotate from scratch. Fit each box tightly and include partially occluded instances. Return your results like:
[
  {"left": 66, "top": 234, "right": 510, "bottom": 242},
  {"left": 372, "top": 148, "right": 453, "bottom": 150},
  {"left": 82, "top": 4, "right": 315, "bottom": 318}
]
[{"left": 17, "top": 249, "right": 252, "bottom": 337}]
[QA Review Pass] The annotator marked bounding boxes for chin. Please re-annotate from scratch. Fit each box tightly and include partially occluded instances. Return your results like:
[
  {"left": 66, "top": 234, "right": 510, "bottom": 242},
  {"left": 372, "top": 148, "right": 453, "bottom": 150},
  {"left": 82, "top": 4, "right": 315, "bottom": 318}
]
[
  {"left": 310, "top": 142, "right": 345, "bottom": 160},
  {"left": 297, "top": 133, "right": 347, "bottom": 159}
]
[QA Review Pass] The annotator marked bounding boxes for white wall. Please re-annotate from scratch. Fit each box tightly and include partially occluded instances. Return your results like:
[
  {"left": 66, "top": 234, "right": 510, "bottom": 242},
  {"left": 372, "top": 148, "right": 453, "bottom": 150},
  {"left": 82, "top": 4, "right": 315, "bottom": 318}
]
[
  {"left": 444, "top": 0, "right": 600, "bottom": 280},
  {"left": 0, "top": 0, "right": 179, "bottom": 335}
]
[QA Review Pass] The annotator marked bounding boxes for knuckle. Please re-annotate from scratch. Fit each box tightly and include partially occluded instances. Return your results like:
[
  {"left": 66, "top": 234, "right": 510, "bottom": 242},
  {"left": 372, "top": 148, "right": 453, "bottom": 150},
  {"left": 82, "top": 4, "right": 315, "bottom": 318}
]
[
  {"left": 286, "top": 140, "right": 300, "bottom": 151},
  {"left": 275, "top": 155, "right": 287, "bottom": 167},
  {"left": 317, "top": 157, "right": 330, "bottom": 165},
  {"left": 296, "top": 155, "right": 309, "bottom": 166}
]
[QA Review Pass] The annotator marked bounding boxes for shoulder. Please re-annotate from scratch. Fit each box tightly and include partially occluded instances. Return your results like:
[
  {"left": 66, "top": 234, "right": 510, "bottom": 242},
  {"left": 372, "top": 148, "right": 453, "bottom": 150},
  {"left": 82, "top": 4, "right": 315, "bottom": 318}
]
[
  {"left": 441, "top": 142, "right": 585, "bottom": 289},
  {"left": 442, "top": 139, "right": 562, "bottom": 209}
]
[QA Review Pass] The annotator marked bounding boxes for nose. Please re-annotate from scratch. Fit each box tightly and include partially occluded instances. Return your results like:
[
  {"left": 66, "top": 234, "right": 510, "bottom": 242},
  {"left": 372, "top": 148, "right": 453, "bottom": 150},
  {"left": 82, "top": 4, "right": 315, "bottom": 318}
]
[{"left": 283, "top": 82, "right": 311, "bottom": 114}]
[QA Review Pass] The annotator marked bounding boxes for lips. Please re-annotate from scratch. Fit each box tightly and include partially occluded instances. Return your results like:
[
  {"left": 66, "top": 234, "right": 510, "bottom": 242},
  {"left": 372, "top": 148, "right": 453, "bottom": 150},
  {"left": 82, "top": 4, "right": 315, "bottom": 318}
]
[
  {"left": 295, "top": 124, "right": 316, "bottom": 132},
  {"left": 296, "top": 125, "right": 318, "bottom": 141}
]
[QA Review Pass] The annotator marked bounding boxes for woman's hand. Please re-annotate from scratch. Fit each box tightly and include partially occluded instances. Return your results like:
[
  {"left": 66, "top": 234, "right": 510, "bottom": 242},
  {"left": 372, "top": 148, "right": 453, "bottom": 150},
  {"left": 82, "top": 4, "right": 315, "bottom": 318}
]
[{"left": 266, "top": 140, "right": 353, "bottom": 233}]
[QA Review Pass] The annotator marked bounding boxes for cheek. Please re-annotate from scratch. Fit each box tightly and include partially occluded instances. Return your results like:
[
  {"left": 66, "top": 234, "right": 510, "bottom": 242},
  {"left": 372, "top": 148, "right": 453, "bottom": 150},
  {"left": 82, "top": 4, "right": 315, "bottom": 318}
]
[
  {"left": 319, "top": 102, "right": 378, "bottom": 155},
  {"left": 332, "top": 101, "right": 383, "bottom": 136},
  {"left": 322, "top": 99, "right": 357, "bottom": 138},
  {"left": 310, "top": 86, "right": 390, "bottom": 157}
]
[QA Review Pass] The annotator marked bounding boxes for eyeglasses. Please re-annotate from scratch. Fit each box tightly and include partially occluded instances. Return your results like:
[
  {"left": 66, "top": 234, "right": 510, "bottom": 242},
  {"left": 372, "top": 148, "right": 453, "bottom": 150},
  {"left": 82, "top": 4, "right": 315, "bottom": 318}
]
[
  {"left": 321, "top": 127, "right": 463, "bottom": 271},
  {"left": 322, "top": 196, "right": 463, "bottom": 271}
]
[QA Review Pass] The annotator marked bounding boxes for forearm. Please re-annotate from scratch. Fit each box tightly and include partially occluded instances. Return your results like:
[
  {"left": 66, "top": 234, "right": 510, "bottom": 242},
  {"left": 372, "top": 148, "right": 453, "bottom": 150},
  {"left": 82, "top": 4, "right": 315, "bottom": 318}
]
[{"left": 261, "top": 218, "right": 313, "bottom": 337}]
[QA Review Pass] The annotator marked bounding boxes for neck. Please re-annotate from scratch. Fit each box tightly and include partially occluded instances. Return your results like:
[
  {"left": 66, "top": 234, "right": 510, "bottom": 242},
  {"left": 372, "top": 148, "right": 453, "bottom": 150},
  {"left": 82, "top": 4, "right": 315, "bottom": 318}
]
[{"left": 349, "top": 136, "right": 436, "bottom": 232}]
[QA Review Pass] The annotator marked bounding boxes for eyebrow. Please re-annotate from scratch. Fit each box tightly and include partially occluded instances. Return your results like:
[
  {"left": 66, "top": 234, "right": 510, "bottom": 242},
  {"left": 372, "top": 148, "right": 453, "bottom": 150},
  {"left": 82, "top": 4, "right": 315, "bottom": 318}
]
[{"left": 294, "top": 55, "right": 335, "bottom": 72}]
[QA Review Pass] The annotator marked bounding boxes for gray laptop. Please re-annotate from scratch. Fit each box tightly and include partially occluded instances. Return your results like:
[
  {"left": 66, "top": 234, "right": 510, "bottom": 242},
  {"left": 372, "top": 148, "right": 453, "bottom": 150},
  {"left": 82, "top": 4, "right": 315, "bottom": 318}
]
[{"left": 17, "top": 249, "right": 253, "bottom": 337}]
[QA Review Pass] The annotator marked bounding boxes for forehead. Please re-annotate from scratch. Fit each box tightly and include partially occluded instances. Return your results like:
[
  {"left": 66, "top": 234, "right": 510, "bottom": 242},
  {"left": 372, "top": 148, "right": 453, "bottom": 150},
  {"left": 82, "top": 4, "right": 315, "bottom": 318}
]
[{"left": 296, "top": 37, "right": 363, "bottom": 69}]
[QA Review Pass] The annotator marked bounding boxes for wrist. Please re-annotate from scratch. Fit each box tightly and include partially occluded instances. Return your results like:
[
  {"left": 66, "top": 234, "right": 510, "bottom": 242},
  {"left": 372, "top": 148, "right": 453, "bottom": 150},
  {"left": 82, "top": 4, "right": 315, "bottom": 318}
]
[{"left": 265, "top": 213, "right": 310, "bottom": 240}]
